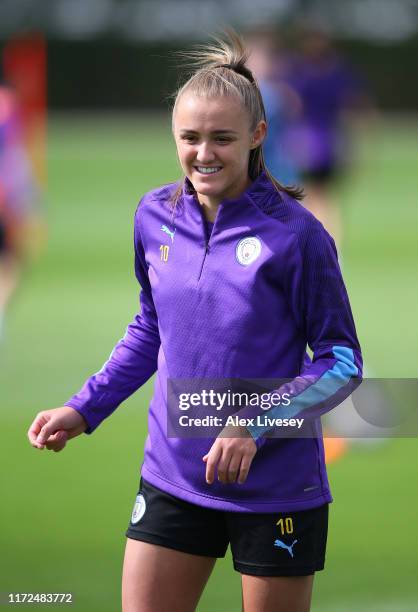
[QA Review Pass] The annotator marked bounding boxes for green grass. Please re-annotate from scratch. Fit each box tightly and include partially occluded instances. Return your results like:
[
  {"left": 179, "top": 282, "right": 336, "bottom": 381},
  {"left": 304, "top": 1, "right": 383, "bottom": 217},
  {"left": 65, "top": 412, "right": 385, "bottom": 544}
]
[{"left": 1, "top": 114, "right": 417, "bottom": 611}]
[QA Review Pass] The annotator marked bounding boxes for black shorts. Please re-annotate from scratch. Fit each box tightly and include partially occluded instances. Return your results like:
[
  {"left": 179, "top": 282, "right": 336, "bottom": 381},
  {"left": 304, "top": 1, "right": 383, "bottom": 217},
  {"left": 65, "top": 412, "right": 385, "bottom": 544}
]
[{"left": 125, "top": 477, "right": 329, "bottom": 577}]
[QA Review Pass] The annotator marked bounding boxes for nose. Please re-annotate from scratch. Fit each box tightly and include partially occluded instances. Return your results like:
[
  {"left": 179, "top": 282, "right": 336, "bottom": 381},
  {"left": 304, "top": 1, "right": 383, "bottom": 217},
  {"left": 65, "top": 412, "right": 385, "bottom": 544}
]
[{"left": 195, "top": 141, "right": 216, "bottom": 164}]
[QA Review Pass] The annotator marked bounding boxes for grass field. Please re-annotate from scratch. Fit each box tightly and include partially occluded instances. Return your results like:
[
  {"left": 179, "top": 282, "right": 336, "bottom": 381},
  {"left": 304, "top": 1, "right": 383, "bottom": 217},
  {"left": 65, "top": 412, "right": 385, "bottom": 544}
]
[{"left": 1, "top": 113, "right": 417, "bottom": 611}]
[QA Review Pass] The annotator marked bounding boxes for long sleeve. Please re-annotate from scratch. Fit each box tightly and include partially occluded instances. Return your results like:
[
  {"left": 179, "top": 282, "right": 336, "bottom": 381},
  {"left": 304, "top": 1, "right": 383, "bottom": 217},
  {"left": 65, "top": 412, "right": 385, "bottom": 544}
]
[
  {"left": 245, "top": 222, "right": 362, "bottom": 442},
  {"left": 65, "top": 203, "right": 160, "bottom": 433}
]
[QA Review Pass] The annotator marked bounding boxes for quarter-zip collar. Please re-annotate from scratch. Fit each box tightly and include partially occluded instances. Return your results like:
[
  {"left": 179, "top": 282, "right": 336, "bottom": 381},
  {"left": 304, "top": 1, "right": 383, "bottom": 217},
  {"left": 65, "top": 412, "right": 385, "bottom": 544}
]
[{"left": 180, "top": 171, "right": 279, "bottom": 283}]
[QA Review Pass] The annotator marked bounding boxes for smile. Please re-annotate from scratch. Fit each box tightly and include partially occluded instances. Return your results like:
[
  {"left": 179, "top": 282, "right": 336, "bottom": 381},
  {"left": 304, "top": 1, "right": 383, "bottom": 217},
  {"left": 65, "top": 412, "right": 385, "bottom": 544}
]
[{"left": 194, "top": 166, "right": 222, "bottom": 175}]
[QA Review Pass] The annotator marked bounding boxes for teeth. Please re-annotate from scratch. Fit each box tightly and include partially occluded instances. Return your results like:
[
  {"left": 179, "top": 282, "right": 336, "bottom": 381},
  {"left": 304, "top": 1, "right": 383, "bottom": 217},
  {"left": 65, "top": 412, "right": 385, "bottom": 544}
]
[{"left": 196, "top": 166, "right": 221, "bottom": 174}]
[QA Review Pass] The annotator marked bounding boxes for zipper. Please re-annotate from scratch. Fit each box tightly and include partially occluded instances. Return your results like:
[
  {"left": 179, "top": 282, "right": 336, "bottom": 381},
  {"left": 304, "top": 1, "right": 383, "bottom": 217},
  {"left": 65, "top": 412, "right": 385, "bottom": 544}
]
[
  {"left": 195, "top": 196, "right": 217, "bottom": 282},
  {"left": 197, "top": 241, "right": 210, "bottom": 281}
]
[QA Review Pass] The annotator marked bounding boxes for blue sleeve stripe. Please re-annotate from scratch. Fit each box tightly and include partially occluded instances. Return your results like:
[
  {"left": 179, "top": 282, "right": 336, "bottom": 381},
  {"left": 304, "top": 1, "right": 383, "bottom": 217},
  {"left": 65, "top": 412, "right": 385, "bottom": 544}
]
[{"left": 247, "top": 346, "right": 358, "bottom": 439}]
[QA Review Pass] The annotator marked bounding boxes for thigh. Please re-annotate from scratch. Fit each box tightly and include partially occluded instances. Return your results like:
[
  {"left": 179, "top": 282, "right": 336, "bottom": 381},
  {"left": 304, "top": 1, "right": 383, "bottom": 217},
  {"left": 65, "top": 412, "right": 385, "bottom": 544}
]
[
  {"left": 241, "top": 574, "right": 314, "bottom": 612},
  {"left": 122, "top": 538, "right": 216, "bottom": 612}
]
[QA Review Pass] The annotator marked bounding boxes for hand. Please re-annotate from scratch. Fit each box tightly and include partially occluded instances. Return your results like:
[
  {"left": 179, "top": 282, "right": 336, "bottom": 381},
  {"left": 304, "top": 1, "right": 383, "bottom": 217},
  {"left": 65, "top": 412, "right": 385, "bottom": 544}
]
[
  {"left": 27, "top": 406, "right": 88, "bottom": 452},
  {"left": 202, "top": 425, "right": 257, "bottom": 485}
]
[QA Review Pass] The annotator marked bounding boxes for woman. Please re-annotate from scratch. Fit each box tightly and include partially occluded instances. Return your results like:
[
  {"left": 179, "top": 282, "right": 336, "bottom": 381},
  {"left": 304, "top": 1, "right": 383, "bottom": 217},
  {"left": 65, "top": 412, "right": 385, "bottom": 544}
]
[
  {"left": 0, "top": 77, "right": 41, "bottom": 340},
  {"left": 28, "top": 30, "right": 362, "bottom": 612}
]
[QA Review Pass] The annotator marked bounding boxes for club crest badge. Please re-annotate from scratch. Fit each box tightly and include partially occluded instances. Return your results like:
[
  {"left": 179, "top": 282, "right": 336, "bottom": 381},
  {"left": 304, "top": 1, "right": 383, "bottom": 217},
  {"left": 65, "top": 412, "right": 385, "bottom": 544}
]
[
  {"left": 131, "top": 493, "right": 146, "bottom": 524},
  {"left": 236, "top": 237, "right": 262, "bottom": 266}
]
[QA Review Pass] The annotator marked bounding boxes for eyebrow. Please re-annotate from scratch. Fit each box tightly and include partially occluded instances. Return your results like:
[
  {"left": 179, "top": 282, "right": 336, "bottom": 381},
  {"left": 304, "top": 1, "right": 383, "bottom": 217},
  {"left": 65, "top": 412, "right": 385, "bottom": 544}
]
[{"left": 179, "top": 129, "right": 238, "bottom": 135}]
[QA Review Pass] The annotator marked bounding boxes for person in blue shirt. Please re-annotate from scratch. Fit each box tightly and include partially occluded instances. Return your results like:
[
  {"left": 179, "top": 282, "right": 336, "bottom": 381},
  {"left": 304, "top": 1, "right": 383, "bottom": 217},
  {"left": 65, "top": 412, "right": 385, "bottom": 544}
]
[{"left": 246, "top": 27, "right": 302, "bottom": 187}]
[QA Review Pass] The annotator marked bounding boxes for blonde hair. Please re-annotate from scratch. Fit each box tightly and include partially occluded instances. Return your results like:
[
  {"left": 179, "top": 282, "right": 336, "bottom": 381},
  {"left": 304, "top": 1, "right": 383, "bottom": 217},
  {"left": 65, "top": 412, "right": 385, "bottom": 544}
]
[{"left": 170, "top": 28, "right": 304, "bottom": 206}]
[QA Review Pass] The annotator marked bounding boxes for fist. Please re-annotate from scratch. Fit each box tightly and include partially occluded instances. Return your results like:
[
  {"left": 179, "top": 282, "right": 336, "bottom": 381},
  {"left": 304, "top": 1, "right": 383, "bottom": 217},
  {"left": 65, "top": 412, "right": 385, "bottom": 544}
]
[{"left": 27, "top": 406, "right": 88, "bottom": 452}]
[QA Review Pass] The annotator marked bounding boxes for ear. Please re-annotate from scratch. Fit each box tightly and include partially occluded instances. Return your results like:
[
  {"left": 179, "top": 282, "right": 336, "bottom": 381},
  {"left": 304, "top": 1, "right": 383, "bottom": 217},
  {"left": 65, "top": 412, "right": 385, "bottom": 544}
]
[{"left": 250, "top": 120, "right": 267, "bottom": 149}]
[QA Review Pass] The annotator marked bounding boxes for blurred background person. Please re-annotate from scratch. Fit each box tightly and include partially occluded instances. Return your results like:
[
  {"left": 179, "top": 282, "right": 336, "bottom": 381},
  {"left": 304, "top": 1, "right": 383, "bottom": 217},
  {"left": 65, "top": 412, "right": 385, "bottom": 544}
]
[
  {"left": 284, "top": 26, "right": 383, "bottom": 458},
  {"left": 246, "top": 27, "right": 302, "bottom": 188},
  {"left": 285, "top": 26, "right": 373, "bottom": 248},
  {"left": 0, "top": 61, "right": 43, "bottom": 341}
]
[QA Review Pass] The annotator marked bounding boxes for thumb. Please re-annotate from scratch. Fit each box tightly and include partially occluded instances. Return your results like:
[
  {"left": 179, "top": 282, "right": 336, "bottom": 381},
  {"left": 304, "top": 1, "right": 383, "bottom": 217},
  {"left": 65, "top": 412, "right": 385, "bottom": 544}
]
[{"left": 202, "top": 454, "right": 208, "bottom": 462}]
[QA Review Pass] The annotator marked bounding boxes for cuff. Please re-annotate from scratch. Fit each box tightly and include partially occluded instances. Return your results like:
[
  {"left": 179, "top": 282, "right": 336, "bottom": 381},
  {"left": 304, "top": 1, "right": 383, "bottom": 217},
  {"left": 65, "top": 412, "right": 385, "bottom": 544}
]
[{"left": 64, "top": 403, "right": 96, "bottom": 435}]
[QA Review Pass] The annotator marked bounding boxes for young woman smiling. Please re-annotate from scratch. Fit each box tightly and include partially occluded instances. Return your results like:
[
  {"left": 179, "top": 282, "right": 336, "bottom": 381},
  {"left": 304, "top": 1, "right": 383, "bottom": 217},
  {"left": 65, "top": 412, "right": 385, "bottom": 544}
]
[{"left": 28, "top": 30, "right": 362, "bottom": 612}]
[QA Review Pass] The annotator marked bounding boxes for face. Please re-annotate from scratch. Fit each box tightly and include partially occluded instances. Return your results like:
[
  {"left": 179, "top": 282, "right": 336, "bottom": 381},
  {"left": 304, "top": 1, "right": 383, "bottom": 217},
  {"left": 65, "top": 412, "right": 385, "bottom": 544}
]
[{"left": 173, "top": 92, "right": 266, "bottom": 207}]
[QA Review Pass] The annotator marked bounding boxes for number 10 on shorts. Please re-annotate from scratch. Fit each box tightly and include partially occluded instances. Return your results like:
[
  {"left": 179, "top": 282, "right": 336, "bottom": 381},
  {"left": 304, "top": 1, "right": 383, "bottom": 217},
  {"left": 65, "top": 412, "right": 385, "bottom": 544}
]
[{"left": 276, "top": 517, "right": 294, "bottom": 535}]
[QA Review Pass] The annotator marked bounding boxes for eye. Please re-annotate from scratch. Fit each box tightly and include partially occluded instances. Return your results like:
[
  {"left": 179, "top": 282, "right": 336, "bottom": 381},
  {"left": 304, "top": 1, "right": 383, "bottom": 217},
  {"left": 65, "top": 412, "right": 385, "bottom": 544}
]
[
  {"left": 215, "top": 137, "right": 233, "bottom": 144},
  {"left": 180, "top": 134, "right": 197, "bottom": 143}
]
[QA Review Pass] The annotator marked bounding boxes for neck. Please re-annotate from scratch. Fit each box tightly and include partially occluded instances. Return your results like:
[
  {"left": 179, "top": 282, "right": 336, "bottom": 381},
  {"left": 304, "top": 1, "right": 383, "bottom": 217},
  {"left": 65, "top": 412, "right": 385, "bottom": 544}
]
[
  {"left": 197, "top": 196, "right": 219, "bottom": 222},
  {"left": 196, "top": 175, "right": 253, "bottom": 222}
]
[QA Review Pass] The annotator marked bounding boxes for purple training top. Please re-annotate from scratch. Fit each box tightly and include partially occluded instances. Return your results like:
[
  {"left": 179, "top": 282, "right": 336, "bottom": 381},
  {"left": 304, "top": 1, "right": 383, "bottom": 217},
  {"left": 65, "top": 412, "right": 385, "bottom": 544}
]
[{"left": 66, "top": 172, "right": 362, "bottom": 512}]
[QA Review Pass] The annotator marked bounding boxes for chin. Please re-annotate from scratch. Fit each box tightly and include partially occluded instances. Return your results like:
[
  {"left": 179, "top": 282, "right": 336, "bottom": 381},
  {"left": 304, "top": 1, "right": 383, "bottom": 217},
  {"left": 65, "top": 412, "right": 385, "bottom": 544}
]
[
  {"left": 194, "top": 181, "right": 219, "bottom": 192},
  {"left": 191, "top": 175, "right": 221, "bottom": 190},
  {"left": 196, "top": 185, "right": 225, "bottom": 200}
]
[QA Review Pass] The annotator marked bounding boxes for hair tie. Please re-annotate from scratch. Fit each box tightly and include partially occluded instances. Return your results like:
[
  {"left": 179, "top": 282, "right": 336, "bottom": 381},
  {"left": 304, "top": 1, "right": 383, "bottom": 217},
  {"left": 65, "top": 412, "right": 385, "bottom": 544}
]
[{"left": 216, "top": 63, "right": 255, "bottom": 84}]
